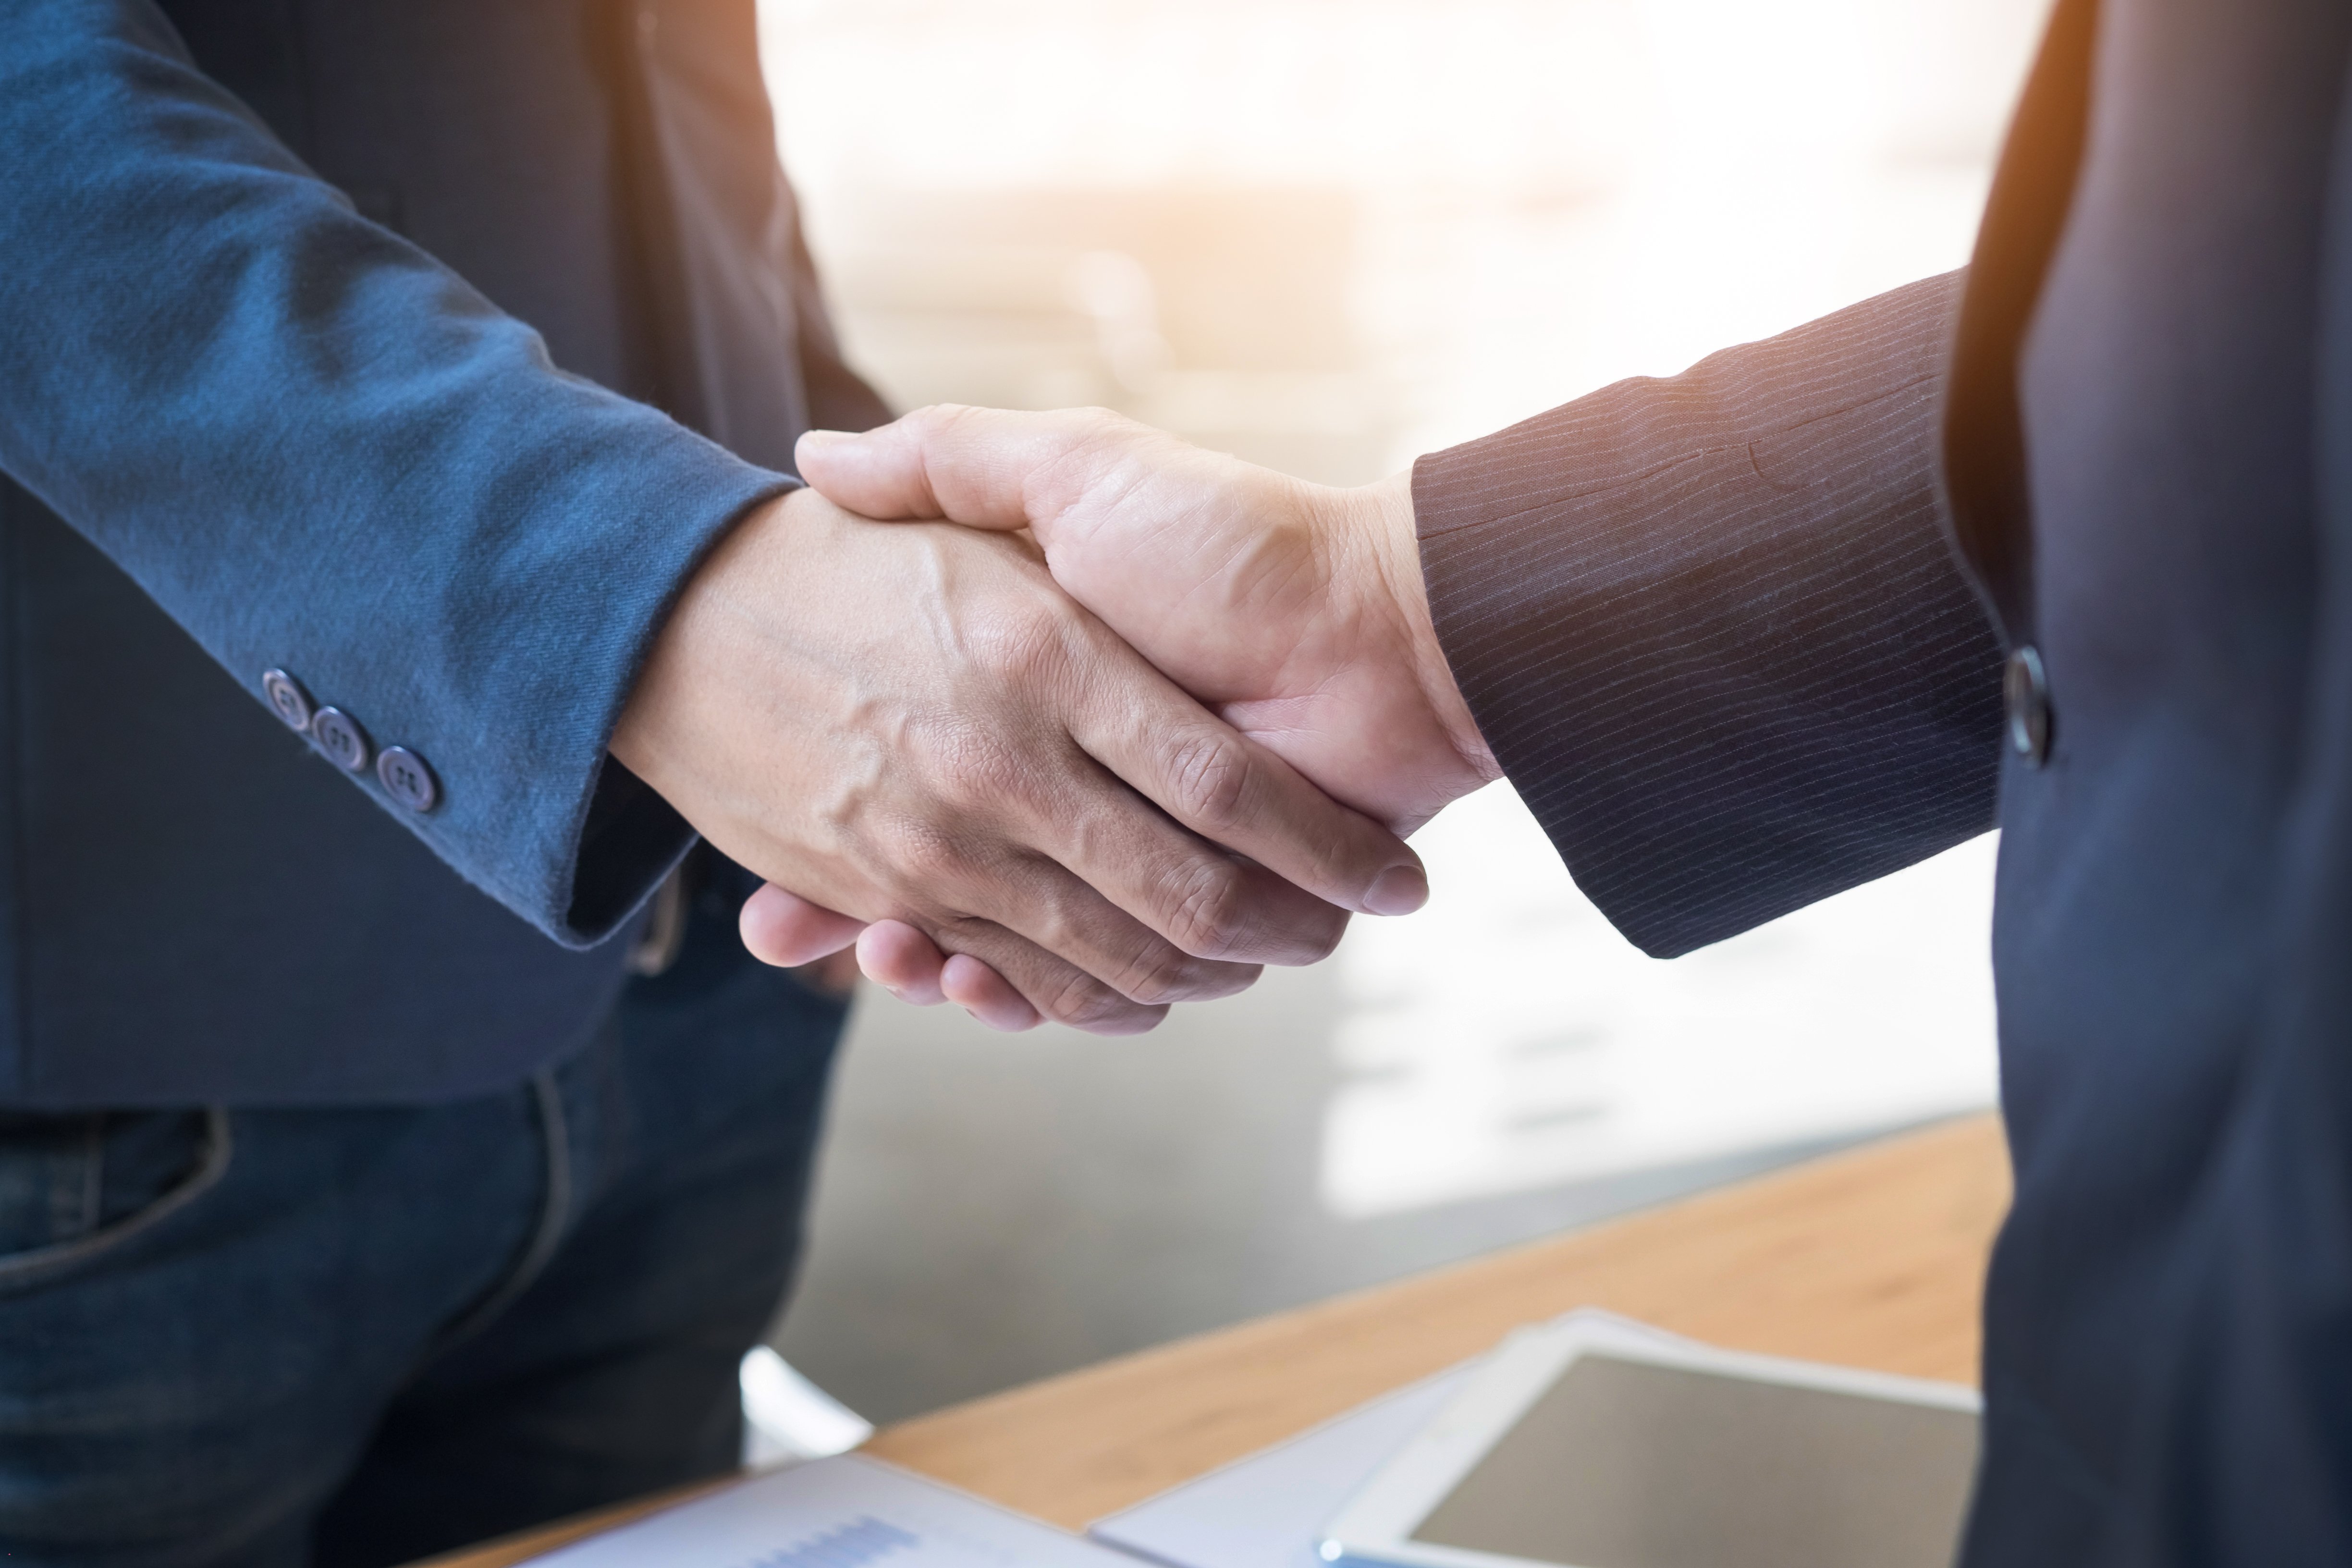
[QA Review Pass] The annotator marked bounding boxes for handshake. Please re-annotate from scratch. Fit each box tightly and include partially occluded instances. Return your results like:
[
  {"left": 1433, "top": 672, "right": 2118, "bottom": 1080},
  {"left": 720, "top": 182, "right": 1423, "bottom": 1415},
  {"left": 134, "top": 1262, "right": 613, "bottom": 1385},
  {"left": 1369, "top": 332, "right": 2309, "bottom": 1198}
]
[{"left": 612, "top": 407, "right": 1502, "bottom": 1033}]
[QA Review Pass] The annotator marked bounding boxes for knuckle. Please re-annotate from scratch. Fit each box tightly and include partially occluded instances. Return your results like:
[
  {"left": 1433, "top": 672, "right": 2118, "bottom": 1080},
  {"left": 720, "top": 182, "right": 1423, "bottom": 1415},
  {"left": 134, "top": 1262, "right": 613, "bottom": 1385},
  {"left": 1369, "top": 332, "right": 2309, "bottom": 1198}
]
[
  {"left": 972, "top": 608, "right": 1076, "bottom": 685},
  {"left": 1115, "top": 942, "right": 1205, "bottom": 1007},
  {"left": 922, "top": 718, "right": 1042, "bottom": 817},
  {"left": 1039, "top": 969, "right": 1130, "bottom": 1030},
  {"left": 880, "top": 815, "right": 973, "bottom": 893},
  {"left": 941, "top": 734, "right": 1023, "bottom": 811},
  {"left": 907, "top": 402, "right": 976, "bottom": 438},
  {"left": 1164, "top": 857, "right": 1254, "bottom": 958},
  {"left": 1067, "top": 406, "right": 1150, "bottom": 450},
  {"left": 1166, "top": 733, "right": 1253, "bottom": 833}
]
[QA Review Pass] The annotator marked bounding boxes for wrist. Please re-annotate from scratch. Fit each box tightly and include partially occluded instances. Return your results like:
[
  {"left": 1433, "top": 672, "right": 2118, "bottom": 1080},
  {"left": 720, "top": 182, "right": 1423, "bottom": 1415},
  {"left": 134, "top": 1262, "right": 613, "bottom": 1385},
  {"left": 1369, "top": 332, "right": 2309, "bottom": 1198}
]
[
  {"left": 611, "top": 489, "right": 798, "bottom": 790},
  {"left": 1326, "top": 470, "right": 1498, "bottom": 789}
]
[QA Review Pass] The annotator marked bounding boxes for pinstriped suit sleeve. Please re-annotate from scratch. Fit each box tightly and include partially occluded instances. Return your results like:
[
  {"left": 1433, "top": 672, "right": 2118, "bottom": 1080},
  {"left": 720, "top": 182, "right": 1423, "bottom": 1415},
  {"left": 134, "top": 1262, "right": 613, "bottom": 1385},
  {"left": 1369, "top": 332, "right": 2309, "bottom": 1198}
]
[{"left": 1414, "top": 272, "right": 2005, "bottom": 957}]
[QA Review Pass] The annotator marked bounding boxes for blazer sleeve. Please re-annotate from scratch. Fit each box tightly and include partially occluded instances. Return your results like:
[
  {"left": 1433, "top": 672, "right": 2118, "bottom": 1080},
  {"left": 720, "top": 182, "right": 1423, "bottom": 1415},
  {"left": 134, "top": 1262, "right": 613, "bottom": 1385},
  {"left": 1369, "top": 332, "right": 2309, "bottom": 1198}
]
[
  {"left": 0, "top": 0, "right": 795, "bottom": 947},
  {"left": 1413, "top": 272, "right": 2006, "bottom": 957}
]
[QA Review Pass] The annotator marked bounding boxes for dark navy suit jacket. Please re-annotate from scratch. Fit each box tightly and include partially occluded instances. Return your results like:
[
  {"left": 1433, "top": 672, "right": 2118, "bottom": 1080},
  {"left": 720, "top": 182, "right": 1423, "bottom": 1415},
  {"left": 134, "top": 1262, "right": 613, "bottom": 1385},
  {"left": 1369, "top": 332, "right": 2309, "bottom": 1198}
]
[
  {"left": 1418, "top": 0, "right": 2352, "bottom": 1558},
  {"left": 0, "top": 0, "right": 882, "bottom": 1104}
]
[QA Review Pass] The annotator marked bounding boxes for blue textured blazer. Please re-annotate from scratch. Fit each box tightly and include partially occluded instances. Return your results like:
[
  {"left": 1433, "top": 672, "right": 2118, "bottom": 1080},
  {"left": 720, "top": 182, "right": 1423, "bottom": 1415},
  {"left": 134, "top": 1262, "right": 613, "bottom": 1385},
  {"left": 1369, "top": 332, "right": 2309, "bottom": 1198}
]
[
  {"left": 0, "top": 0, "right": 882, "bottom": 1104},
  {"left": 1417, "top": 0, "right": 2352, "bottom": 1558}
]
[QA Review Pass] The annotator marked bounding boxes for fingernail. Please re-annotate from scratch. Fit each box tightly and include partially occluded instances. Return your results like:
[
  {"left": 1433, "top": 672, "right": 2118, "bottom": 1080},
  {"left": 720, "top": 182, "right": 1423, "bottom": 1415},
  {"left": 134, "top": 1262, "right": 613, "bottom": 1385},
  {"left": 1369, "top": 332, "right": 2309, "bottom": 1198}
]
[{"left": 1362, "top": 864, "right": 1429, "bottom": 916}]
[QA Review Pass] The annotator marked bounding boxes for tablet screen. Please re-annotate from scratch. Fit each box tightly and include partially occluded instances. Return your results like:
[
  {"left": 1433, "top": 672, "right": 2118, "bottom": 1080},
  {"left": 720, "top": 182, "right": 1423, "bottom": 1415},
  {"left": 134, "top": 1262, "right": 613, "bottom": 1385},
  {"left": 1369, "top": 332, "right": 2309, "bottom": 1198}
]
[{"left": 1407, "top": 1353, "right": 1978, "bottom": 1568}]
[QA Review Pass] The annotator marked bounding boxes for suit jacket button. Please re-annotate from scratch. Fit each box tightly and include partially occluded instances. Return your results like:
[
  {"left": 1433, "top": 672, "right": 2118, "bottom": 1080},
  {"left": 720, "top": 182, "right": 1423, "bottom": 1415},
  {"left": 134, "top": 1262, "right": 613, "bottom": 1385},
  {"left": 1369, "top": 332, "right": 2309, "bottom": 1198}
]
[
  {"left": 376, "top": 747, "right": 441, "bottom": 813},
  {"left": 261, "top": 669, "right": 314, "bottom": 732},
  {"left": 310, "top": 707, "right": 372, "bottom": 773},
  {"left": 2005, "top": 645, "right": 2052, "bottom": 766}
]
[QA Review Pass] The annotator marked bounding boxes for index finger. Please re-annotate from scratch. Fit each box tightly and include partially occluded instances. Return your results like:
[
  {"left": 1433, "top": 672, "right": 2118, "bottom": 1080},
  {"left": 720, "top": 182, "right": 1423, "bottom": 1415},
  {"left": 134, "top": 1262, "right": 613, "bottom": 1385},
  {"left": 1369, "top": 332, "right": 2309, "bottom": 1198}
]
[
  {"left": 1071, "top": 663, "right": 1429, "bottom": 921},
  {"left": 796, "top": 405, "right": 1147, "bottom": 540}
]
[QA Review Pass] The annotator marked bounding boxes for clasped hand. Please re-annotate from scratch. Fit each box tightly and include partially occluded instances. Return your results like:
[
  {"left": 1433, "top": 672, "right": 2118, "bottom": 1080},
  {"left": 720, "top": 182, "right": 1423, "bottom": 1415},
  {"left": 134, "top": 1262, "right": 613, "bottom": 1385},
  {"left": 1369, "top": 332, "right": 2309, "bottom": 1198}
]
[{"left": 615, "top": 407, "right": 1498, "bottom": 1033}]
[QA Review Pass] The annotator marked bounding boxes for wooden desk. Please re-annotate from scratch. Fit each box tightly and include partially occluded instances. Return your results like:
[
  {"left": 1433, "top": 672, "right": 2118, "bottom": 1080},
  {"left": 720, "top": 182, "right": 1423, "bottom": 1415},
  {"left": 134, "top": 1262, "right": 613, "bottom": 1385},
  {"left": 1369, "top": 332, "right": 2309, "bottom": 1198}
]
[{"left": 429, "top": 1113, "right": 2009, "bottom": 1567}]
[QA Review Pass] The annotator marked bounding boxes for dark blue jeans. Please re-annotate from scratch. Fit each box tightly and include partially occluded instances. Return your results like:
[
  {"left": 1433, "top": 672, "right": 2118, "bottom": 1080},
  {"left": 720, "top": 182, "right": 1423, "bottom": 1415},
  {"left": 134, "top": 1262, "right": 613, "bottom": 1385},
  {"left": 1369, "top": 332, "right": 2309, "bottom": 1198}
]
[{"left": 0, "top": 870, "right": 850, "bottom": 1568}]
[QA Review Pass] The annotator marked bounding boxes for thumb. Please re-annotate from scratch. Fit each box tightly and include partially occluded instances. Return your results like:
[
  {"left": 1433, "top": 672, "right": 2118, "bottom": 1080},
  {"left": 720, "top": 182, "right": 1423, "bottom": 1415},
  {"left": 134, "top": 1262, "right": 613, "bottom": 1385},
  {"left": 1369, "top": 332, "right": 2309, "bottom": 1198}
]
[
  {"left": 796, "top": 405, "right": 1142, "bottom": 542},
  {"left": 795, "top": 421, "right": 958, "bottom": 523}
]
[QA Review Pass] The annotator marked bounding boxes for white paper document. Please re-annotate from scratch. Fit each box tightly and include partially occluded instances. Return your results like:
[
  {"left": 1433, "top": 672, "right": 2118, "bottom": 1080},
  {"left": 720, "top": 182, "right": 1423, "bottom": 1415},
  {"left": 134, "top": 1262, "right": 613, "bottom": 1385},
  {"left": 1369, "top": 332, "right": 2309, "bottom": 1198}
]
[
  {"left": 1089, "top": 1369, "right": 1470, "bottom": 1568},
  {"left": 534, "top": 1312, "right": 1690, "bottom": 1568},
  {"left": 538, "top": 1454, "right": 1136, "bottom": 1568},
  {"left": 1089, "top": 1311, "right": 1690, "bottom": 1568}
]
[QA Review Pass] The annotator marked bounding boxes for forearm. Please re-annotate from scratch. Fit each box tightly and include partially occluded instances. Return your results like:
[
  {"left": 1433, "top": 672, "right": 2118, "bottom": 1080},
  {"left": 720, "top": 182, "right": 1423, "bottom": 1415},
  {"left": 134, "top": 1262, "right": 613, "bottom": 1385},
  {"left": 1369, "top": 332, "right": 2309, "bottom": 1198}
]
[
  {"left": 0, "top": 0, "right": 788, "bottom": 944},
  {"left": 1414, "top": 271, "right": 2005, "bottom": 956}
]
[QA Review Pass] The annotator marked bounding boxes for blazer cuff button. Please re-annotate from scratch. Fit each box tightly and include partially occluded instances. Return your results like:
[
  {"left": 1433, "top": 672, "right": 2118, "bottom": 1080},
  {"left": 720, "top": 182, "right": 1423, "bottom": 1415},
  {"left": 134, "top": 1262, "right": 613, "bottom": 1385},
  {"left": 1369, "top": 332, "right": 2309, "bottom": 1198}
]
[
  {"left": 377, "top": 747, "right": 441, "bottom": 813},
  {"left": 261, "top": 669, "right": 314, "bottom": 732},
  {"left": 309, "top": 707, "right": 373, "bottom": 774},
  {"left": 2005, "top": 645, "right": 2052, "bottom": 767}
]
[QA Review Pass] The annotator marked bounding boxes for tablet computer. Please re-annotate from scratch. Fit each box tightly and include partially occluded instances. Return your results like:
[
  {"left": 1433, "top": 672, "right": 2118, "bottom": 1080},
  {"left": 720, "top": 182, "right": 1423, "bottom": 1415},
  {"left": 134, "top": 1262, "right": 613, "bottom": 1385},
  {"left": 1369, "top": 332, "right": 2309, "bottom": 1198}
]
[{"left": 1319, "top": 1315, "right": 1979, "bottom": 1568}]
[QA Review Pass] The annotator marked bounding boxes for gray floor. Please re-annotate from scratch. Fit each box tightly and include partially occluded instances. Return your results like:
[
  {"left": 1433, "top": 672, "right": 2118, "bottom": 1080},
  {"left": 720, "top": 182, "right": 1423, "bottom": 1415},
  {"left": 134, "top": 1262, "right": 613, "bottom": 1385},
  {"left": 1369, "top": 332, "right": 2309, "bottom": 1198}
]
[{"left": 770, "top": 961, "right": 1871, "bottom": 1427}]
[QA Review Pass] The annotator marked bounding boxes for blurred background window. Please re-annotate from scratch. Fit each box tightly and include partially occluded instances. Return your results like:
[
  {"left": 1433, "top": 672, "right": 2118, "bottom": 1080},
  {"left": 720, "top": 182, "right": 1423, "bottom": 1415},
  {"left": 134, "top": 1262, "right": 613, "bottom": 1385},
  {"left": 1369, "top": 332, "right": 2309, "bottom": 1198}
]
[{"left": 759, "top": 0, "right": 2051, "bottom": 1425}]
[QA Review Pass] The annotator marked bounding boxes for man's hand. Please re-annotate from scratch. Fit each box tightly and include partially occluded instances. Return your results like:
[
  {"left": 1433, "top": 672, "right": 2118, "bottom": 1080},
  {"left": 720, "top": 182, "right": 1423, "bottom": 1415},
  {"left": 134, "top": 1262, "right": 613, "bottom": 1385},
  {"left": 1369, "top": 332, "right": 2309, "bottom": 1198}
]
[
  {"left": 749, "top": 406, "right": 1500, "bottom": 1018},
  {"left": 800, "top": 407, "right": 1500, "bottom": 832},
  {"left": 612, "top": 485, "right": 1430, "bottom": 1034}
]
